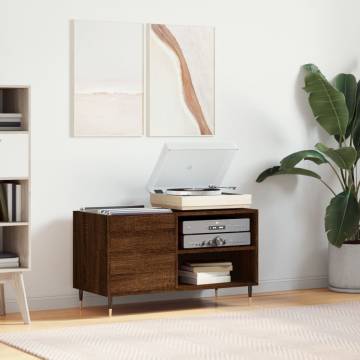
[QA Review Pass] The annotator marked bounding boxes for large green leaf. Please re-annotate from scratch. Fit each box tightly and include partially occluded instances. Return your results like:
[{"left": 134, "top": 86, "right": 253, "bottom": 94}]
[
  {"left": 280, "top": 150, "right": 327, "bottom": 169},
  {"left": 325, "top": 191, "right": 360, "bottom": 247},
  {"left": 315, "top": 143, "right": 357, "bottom": 169},
  {"left": 334, "top": 74, "right": 357, "bottom": 139},
  {"left": 334, "top": 74, "right": 357, "bottom": 121},
  {"left": 351, "top": 81, "right": 360, "bottom": 152},
  {"left": 256, "top": 166, "right": 321, "bottom": 183},
  {"left": 352, "top": 122, "right": 360, "bottom": 153},
  {"left": 303, "top": 64, "right": 349, "bottom": 138},
  {"left": 303, "top": 63, "right": 321, "bottom": 74}
]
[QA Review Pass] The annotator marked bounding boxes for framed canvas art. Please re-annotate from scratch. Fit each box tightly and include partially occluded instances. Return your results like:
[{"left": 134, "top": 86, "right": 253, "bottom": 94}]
[
  {"left": 72, "top": 20, "right": 144, "bottom": 136},
  {"left": 147, "top": 24, "right": 215, "bottom": 136}
]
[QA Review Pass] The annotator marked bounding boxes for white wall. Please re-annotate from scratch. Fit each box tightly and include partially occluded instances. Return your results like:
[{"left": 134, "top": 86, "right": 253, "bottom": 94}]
[{"left": 1, "top": 0, "right": 360, "bottom": 311}]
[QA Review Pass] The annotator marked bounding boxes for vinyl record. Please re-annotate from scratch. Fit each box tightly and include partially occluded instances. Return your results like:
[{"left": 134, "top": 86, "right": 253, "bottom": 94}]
[{"left": 166, "top": 187, "right": 222, "bottom": 196}]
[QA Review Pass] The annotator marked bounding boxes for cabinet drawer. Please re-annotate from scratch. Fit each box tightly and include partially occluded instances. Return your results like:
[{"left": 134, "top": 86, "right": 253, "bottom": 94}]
[
  {"left": 110, "top": 272, "right": 176, "bottom": 294},
  {"left": 110, "top": 230, "right": 175, "bottom": 253},
  {"left": 110, "top": 253, "right": 175, "bottom": 275},
  {"left": 109, "top": 214, "right": 175, "bottom": 233},
  {"left": 0, "top": 134, "right": 29, "bottom": 178}
]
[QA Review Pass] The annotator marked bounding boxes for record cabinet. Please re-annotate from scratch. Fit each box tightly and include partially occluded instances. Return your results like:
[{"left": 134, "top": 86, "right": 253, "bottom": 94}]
[{"left": 73, "top": 208, "right": 258, "bottom": 315}]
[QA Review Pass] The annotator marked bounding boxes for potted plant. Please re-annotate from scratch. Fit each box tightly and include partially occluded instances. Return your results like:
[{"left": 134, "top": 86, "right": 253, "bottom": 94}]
[{"left": 257, "top": 64, "right": 360, "bottom": 293}]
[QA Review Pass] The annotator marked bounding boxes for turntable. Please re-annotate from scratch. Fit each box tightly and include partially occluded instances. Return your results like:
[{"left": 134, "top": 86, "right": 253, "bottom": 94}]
[{"left": 147, "top": 143, "right": 252, "bottom": 210}]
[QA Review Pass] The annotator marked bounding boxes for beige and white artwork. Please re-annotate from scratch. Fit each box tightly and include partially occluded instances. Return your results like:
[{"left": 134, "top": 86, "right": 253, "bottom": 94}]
[
  {"left": 73, "top": 21, "right": 143, "bottom": 136},
  {"left": 148, "top": 24, "right": 215, "bottom": 136}
]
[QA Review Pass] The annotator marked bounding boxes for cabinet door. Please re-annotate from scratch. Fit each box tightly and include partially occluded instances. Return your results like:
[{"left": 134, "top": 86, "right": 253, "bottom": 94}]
[
  {"left": 0, "top": 134, "right": 29, "bottom": 178},
  {"left": 109, "top": 214, "right": 176, "bottom": 295}
]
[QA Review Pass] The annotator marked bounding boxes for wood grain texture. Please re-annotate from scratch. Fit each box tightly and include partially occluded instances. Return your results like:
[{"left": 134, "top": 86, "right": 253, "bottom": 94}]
[
  {"left": 109, "top": 213, "right": 175, "bottom": 233},
  {"left": 110, "top": 253, "right": 175, "bottom": 275},
  {"left": 110, "top": 230, "right": 175, "bottom": 253},
  {"left": 151, "top": 24, "right": 212, "bottom": 135},
  {"left": 110, "top": 271, "right": 176, "bottom": 295},
  {"left": 73, "top": 211, "right": 108, "bottom": 296}
]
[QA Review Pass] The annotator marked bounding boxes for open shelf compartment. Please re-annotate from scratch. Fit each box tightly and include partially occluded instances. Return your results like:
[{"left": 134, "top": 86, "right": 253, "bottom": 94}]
[
  {"left": 0, "top": 87, "right": 30, "bottom": 131},
  {"left": 0, "top": 179, "right": 29, "bottom": 223},
  {"left": 177, "top": 250, "right": 258, "bottom": 289},
  {"left": 0, "top": 225, "right": 30, "bottom": 271}
]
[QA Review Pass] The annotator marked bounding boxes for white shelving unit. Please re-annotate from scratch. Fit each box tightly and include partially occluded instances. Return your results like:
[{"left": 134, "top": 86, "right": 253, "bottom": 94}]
[{"left": 0, "top": 86, "right": 31, "bottom": 324}]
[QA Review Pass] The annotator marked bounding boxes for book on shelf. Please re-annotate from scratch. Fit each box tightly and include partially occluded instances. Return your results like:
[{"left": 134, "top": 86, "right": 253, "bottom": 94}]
[
  {"left": 185, "top": 261, "right": 232, "bottom": 267},
  {"left": 180, "top": 262, "right": 233, "bottom": 282},
  {"left": 0, "top": 252, "right": 19, "bottom": 268},
  {"left": 179, "top": 270, "right": 230, "bottom": 280},
  {"left": 179, "top": 275, "right": 231, "bottom": 285},
  {"left": 0, "top": 261, "right": 19, "bottom": 268},
  {"left": 181, "top": 262, "right": 233, "bottom": 273},
  {"left": 0, "top": 113, "right": 22, "bottom": 130},
  {"left": 0, "top": 182, "right": 21, "bottom": 222},
  {"left": 0, "top": 184, "right": 8, "bottom": 222},
  {"left": 0, "top": 252, "right": 19, "bottom": 259}
]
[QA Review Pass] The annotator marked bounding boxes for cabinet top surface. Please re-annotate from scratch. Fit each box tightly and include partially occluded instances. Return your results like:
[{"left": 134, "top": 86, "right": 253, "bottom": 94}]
[{"left": 74, "top": 208, "right": 258, "bottom": 217}]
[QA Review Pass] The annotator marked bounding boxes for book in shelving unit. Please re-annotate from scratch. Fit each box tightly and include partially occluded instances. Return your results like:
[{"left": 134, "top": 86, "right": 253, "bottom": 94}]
[
  {"left": 0, "top": 252, "right": 20, "bottom": 268},
  {"left": 0, "top": 113, "right": 22, "bottom": 131},
  {"left": 179, "top": 261, "right": 233, "bottom": 285},
  {"left": 0, "top": 182, "right": 22, "bottom": 222}
]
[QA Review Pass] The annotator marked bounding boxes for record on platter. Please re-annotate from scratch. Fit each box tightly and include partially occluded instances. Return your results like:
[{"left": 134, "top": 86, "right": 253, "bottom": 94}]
[{"left": 166, "top": 187, "right": 222, "bottom": 196}]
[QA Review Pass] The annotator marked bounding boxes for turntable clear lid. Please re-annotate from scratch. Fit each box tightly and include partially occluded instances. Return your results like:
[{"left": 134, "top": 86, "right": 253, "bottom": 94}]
[{"left": 147, "top": 142, "right": 239, "bottom": 192}]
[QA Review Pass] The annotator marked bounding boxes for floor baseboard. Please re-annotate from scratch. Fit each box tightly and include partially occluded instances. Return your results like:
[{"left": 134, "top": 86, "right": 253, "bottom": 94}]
[{"left": 3, "top": 276, "right": 328, "bottom": 313}]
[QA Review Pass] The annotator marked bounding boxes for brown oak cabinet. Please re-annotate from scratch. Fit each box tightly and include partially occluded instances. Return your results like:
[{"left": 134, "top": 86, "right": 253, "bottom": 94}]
[{"left": 73, "top": 208, "right": 258, "bottom": 315}]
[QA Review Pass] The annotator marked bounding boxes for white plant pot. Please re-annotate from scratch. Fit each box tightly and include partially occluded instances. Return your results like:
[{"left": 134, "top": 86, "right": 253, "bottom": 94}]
[{"left": 328, "top": 243, "right": 360, "bottom": 293}]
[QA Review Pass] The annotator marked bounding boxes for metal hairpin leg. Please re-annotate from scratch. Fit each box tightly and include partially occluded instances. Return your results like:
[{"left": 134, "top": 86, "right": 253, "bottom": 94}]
[
  {"left": 0, "top": 284, "right": 5, "bottom": 316},
  {"left": 248, "top": 285, "right": 253, "bottom": 304},
  {"left": 108, "top": 295, "right": 113, "bottom": 317},
  {"left": 79, "top": 289, "right": 83, "bottom": 311}
]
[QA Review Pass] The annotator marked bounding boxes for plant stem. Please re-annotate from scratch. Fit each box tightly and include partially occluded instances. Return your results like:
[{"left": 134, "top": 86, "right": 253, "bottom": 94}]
[
  {"left": 340, "top": 169, "right": 347, "bottom": 188},
  {"left": 327, "top": 162, "right": 345, "bottom": 190},
  {"left": 320, "top": 179, "right": 336, "bottom": 195}
]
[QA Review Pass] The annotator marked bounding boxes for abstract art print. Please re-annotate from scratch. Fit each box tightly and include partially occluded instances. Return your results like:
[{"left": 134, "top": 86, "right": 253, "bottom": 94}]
[
  {"left": 72, "top": 20, "right": 143, "bottom": 136},
  {"left": 148, "top": 24, "right": 215, "bottom": 136}
]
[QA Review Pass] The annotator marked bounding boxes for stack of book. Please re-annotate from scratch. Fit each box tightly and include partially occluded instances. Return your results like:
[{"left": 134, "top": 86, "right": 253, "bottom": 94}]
[
  {"left": 0, "top": 114, "right": 22, "bottom": 130},
  {"left": 0, "top": 252, "right": 20, "bottom": 268},
  {"left": 0, "top": 182, "right": 22, "bottom": 222},
  {"left": 179, "top": 261, "right": 233, "bottom": 285}
]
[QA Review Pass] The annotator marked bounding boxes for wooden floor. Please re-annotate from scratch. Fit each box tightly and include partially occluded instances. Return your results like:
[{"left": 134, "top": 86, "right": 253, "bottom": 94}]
[{"left": 0, "top": 288, "right": 359, "bottom": 359}]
